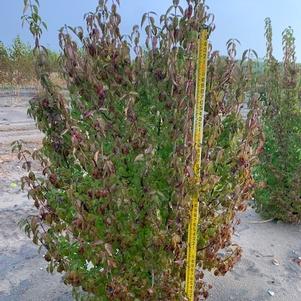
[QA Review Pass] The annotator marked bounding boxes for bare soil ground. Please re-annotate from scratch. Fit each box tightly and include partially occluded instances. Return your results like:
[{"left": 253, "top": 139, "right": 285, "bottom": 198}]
[
  {"left": 0, "top": 89, "right": 301, "bottom": 301},
  {"left": 207, "top": 208, "right": 301, "bottom": 301},
  {"left": 0, "top": 88, "right": 72, "bottom": 301}
]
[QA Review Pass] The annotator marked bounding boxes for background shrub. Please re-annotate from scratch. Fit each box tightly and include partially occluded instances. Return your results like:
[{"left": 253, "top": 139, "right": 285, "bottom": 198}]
[
  {"left": 254, "top": 19, "right": 301, "bottom": 223},
  {"left": 19, "top": 0, "right": 262, "bottom": 299},
  {"left": 0, "top": 36, "right": 60, "bottom": 86}
]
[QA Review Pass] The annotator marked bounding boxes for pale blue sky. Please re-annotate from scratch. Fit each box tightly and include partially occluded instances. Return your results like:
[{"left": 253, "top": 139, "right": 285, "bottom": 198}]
[{"left": 0, "top": 0, "right": 300, "bottom": 60}]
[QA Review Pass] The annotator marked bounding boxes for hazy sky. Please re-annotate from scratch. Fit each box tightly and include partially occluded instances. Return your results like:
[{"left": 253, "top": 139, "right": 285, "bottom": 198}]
[{"left": 0, "top": 0, "right": 300, "bottom": 60}]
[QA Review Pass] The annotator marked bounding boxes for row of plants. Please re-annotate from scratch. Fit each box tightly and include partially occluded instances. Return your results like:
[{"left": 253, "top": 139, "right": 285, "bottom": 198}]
[
  {"left": 0, "top": 36, "right": 59, "bottom": 86},
  {"left": 14, "top": 0, "right": 301, "bottom": 300}
]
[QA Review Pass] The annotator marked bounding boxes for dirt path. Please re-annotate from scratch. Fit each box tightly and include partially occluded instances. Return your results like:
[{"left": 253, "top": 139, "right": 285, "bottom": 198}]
[{"left": 1, "top": 89, "right": 301, "bottom": 301}]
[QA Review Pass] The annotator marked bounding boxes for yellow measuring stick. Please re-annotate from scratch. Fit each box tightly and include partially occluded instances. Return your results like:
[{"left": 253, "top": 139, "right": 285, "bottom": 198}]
[{"left": 185, "top": 27, "right": 209, "bottom": 301}]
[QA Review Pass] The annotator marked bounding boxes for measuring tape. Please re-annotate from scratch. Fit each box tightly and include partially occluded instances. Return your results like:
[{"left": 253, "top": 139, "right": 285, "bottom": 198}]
[{"left": 185, "top": 27, "right": 209, "bottom": 301}]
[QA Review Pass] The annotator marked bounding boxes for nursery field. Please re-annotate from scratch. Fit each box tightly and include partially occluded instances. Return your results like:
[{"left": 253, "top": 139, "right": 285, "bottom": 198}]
[
  {"left": 2, "top": 0, "right": 301, "bottom": 300},
  {"left": 0, "top": 90, "right": 301, "bottom": 301}
]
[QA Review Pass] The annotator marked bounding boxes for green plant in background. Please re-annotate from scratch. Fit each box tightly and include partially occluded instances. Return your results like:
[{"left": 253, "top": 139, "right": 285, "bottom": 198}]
[
  {"left": 0, "top": 35, "right": 60, "bottom": 86},
  {"left": 0, "top": 37, "right": 36, "bottom": 85},
  {"left": 255, "top": 18, "right": 301, "bottom": 223},
  {"left": 18, "top": 0, "right": 262, "bottom": 299},
  {"left": 10, "top": 35, "right": 31, "bottom": 59},
  {"left": 9, "top": 35, "right": 36, "bottom": 84},
  {"left": 0, "top": 41, "right": 10, "bottom": 82}
]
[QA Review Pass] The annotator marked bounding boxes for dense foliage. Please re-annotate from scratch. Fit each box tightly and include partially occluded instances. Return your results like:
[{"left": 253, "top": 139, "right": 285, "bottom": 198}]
[
  {"left": 255, "top": 19, "right": 301, "bottom": 223},
  {"left": 18, "top": 0, "right": 262, "bottom": 299}
]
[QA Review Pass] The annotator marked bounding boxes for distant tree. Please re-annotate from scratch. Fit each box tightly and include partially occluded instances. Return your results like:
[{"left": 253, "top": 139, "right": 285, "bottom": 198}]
[
  {"left": 0, "top": 41, "right": 10, "bottom": 82},
  {"left": 9, "top": 35, "right": 31, "bottom": 60}
]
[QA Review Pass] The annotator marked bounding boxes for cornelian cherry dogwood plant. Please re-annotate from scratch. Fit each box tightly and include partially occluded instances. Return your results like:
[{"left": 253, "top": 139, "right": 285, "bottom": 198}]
[{"left": 18, "top": 0, "right": 262, "bottom": 299}]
